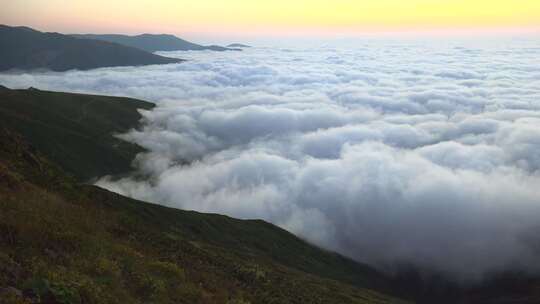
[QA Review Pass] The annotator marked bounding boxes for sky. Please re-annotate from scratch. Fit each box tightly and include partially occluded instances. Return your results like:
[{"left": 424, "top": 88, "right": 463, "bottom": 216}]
[{"left": 2, "top": 0, "right": 540, "bottom": 42}]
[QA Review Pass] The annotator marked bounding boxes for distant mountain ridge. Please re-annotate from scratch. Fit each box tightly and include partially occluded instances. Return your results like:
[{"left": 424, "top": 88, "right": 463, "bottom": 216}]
[
  {"left": 71, "top": 33, "right": 241, "bottom": 52},
  {"left": 228, "top": 43, "right": 251, "bottom": 48},
  {"left": 0, "top": 25, "right": 182, "bottom": 72}
]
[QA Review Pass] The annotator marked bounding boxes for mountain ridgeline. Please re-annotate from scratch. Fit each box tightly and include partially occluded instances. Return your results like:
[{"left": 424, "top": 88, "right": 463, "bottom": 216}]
[
  {"left": 0, "top": 25, "right": 182, "bottom": 72},
  {"left": 71, "top": 34, "right": 241, "bottom": 52},
  {"left": 227, "top": 43, "right": 251, "bottom": 48}
]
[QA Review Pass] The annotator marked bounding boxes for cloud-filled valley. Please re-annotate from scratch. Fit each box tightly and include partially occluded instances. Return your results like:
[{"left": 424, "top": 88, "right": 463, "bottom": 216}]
[{"left": 2, "top": 39, "right": 540, "bottom": 282}]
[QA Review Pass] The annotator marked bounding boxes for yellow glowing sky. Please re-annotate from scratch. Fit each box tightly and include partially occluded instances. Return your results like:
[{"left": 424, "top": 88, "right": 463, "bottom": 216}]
[{"left": 3, "top": 0, "right": 540, "bottom": 37}]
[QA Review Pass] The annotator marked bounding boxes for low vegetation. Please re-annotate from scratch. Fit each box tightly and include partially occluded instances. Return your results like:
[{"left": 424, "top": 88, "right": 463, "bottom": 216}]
[
  {"left": 0, "top": 128, "right": 410, "bottom": 303},
  {"left": 0, "top": 87, "right": 153, "bottom": 181},
  {"left": 0, "top": 88, "right": 410, "bottom": 303}
]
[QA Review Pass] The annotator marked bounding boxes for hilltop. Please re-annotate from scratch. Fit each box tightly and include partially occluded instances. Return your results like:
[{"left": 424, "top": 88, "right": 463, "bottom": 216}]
[{"left": 0, "top": 25, "right": 182, "bottom": 72}]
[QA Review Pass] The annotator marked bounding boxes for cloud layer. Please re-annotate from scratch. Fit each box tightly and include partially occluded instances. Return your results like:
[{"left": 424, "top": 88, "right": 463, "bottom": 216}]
[{"left": 2, "top": 39, "right": 540, "bottom": 281}]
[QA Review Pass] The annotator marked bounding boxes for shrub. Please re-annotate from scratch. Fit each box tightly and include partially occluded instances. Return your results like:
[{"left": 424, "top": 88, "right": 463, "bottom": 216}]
[
  {"left": 148, "top": 261, "right": 185, "bottom": 280},
  {"left": 24, "top": 277, "right": 81, "bottom": 304},
  {"left": 131, "top": 272, "right": 166, "bottom": 300},
  {"left": 234, "top": 265, "right": 267, "bottom": 284},
  {"left": 95, "top": 257, "right": 121, "bottom": 278}
]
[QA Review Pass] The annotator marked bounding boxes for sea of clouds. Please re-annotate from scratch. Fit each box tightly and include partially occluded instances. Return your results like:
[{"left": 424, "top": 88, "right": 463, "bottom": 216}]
[{"left": 1, "top": 38, "right": 540, "bottom": 281}]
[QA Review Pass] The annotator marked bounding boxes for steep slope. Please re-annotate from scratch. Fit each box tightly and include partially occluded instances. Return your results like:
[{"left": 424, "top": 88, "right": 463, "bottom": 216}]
[
  {"left": 0, "top": 25, "right": 182, "bottom": 72},
  {"left": 71, "top": 34, "right": 240, "bottom": 52},
  {"left": 0, "top": 87, "right": 154, "bottom": 181},
  {"left": 0, "top": 129, "right": 409, "bottom": 303}
]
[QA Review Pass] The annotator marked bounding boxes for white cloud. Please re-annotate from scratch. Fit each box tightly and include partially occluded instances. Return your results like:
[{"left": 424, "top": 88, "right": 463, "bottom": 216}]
[{"left": 2, "top": 40, "right": 540, "bottom": 282}]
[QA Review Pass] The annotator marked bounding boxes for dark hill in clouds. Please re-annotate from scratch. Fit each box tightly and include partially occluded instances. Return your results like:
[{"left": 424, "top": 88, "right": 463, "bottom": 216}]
[
  {"left": 0, "top": 25, "right": 182, "bottom": 72},
  {"left": 72, "top": 33, "right": 240, "bottom": 52},
  {"left": 0, "top": 86, "right": 409, "bottom": 304},
  {"left": 227, "top": 43, "right": 251, "bottom": 48}
]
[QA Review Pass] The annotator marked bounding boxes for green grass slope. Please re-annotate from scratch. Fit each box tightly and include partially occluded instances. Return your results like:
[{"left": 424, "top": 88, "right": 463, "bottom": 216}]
[
  {"left": 0, "top": 87, "right": 154, "bottom": 181},
  {"left": 0, "top": 127, "right": 410, "bottom": 304},
  {"left": 0, "top": 88, "right": 410, "bottom": 303}
]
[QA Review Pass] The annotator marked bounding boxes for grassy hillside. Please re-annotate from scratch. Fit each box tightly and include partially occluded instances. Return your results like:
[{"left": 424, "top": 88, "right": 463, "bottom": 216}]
[
  {"left": 0, "top": 87, "right": 153, "bottom": 181},
  {"left": 71, "top": 34, "right": 238, "bottom": 52},
  {"left": 0, "top": 87, "right": 410, "bottom": 303},
  {"left": 0, "top": 25, "right": 182, "bottom": 72},
  {"left": 0, "top": 127, "right": 410, "bottom": 304}
]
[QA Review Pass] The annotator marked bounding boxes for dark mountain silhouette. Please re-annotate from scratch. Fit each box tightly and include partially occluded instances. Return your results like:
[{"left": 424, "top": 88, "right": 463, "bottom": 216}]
[
  {"left": 227, "top": 43, "right": 251, "bottom": 48},
  {"left": 71, "top": 33, "right": 241, "bottom": 52},
  {"left": 0, "top": 25, "right": 182, "bottom": 72}
]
